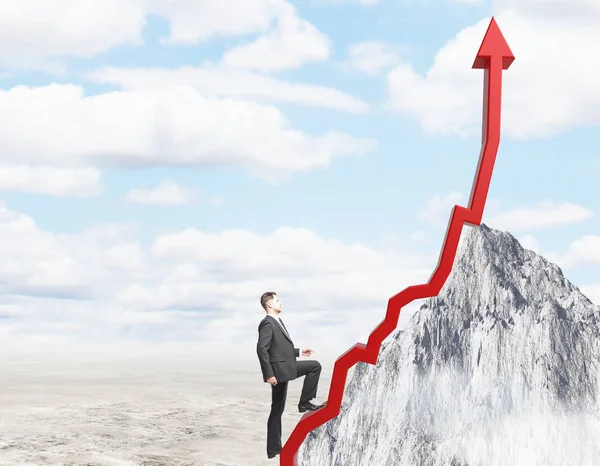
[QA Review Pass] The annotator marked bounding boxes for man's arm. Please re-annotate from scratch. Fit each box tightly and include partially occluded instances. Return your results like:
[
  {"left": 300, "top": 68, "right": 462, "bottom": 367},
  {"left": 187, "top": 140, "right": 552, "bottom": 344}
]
[
  {"left": 257, "top": 320, "right": 275, "bottom": 381},
  {"left": 294, "top": 347, "right": 300, "bottom": 358}
]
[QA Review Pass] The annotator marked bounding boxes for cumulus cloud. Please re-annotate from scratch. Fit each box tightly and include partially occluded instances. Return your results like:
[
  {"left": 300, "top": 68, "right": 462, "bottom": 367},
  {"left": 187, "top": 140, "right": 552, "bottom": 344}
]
[
  {"left": 221, "top": 2, "right": 331, "bottom": 72},
  {"left": 87, "top": 65, "right": 369, "bottom": 114},
  {"left": 0, "top": 0, "right": 147, "bottom": 70},
  {"left": 0, "top": 84, "right": 376, "bottom": 179},
  {"left": 548, "top": 235, "right": 600, "bottom": 268},
  {"left": 0, "top": 0, "right": 318, "bottom": 71},
  {"left": 0, "top": 203, "right": 144, "bottom": 301},
  {"left": 0, "top": 165, "right": 101, "bottom": 196},
  {"left": 486, "top": 201, "right": 594, "bottom": 232},
  {"left": 125, "top": 179, "right": 196, "bottom": 205},
  {"left": 311, "top": 0, "right": 381, "bottom": 5},
  {"left": 152, "top": 0, "right": 287, "bottom": 45},
  {"left": 417, "top": 192, "right": 463, "bottom": 227},
  {"left": 580, "top": 283, "right": 600, "bottom": 306},
  {"left": 126, "top": 226, "right": 436, "bottom": 350},
  {"left": 386, "top": 1, "right": 600, "bottom": 138},
  {"left": 341, "top": 42, "right": 399, "bottom": 76},
  {"left": 519, "top": 234, "right": 540, "bottom": 253},
  {"left": 0, "top": 202, "right": 435, "bottom": 354}
]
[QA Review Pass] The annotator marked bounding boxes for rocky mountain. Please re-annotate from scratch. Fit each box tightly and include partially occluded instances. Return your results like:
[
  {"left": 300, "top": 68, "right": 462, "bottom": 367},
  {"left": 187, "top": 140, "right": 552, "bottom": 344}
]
[{"left": 298, "top": 224, "right": 600, "bottom": 466}]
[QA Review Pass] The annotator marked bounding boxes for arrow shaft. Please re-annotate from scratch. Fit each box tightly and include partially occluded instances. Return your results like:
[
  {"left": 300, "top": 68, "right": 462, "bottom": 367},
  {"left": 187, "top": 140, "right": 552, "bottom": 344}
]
[{"left": 467, "top": 55, "right": 503, "bottom": 222}]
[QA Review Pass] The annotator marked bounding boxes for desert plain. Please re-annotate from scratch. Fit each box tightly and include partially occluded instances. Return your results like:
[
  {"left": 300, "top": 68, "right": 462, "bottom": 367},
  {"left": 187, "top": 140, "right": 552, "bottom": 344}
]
[{"left": 0, "top": 344, "right": 351, "bottom": 466}]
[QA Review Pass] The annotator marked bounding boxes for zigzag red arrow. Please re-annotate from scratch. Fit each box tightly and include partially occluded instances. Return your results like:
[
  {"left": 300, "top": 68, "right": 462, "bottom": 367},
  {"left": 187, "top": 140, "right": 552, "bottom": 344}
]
[{"left": 280, "top": 17, "right": 515, "bottom": 466}]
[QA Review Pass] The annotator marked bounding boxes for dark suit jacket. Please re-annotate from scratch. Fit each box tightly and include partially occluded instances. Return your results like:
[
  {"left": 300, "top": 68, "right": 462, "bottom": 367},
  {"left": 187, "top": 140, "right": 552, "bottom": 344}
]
[{"left": 257, "top": 315, "right": 300, "bottom": 383}]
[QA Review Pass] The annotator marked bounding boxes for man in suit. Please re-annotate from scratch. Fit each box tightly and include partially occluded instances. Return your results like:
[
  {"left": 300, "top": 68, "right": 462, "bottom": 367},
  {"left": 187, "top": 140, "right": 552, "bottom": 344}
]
[{"left": 256, "top": 291, "right": 325, "bottom": 459}]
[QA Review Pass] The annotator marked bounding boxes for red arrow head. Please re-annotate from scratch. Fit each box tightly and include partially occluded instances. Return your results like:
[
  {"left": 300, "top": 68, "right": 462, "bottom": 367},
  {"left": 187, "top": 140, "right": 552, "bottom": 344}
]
[{"left": 472, "top": 17, "right": 515, "bottom": 70}]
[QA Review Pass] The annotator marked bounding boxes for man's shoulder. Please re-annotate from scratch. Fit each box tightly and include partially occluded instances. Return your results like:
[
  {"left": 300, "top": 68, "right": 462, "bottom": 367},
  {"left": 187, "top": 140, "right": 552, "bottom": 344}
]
[{"left": 258, "top": 316, "right": 273, "bottom": 329}]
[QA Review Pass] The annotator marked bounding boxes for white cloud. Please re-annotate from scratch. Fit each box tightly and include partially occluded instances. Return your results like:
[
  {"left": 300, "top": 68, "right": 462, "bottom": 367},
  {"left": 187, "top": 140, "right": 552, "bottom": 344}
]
[
  {"left": 0, "top": 0, "right": 324, "bottom": 71},
  {"left": 143, "top": 226, "right": 436, "bottom": 346},
  {"left": 0, "top": 165, "right": 101, "bottom": 196},
  {"left": 221, "top": 3, "right": 330, "bottom": 72},
  {"left": 548, "top": 235, "right": 600, "bottom": 268},
  {"left": 497, "top": 0, "right": 600, "bottom": 19},
  {"left": 0, "top": 0, "right": 147, "bottom": 70},
  {"left": 386, "top": 3, "right": 600, "bottom": 138},
  {"left": 0, "top": 84, "right": 375, "bottom": 179},
  {"left": 0, "top": 203, "right": 435, "bottom": 355},
  {"left": 519, "top": 234, "right": 540, "bottom": 253},
  {"left": 486, "top": 201, "right": 594, "bottom": 232},
  {"left": 125, "top": 179, "right": 195, "bottom": 205},
  {"left": 376, "top": 230, "right": 431, "bottom": 253},
  {"left": 152, "top": 0, "right": 287, "bottom": 45},
  {"left": 418, "top": 192, "right": 463, "bottom": 227},
  {"left": 311, "top": 0, "right": 380, "bottom": 5},
  {"left": 580, "top": 284, "right": 600, "bottom": 306},
  {"left": 0, "top": 203, "right": 145, "bottom": 300},
  {"left": 86, "top": 65, "right": 369, "bottom": 114},
  {"left": 342, "top": 42, "right": 399, "bottom": 76}
]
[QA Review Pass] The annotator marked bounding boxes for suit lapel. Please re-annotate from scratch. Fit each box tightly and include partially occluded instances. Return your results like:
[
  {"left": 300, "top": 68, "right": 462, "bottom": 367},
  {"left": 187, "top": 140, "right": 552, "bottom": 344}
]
[{"left": 267, "top": 315, "right": 293, "bottom": 344}]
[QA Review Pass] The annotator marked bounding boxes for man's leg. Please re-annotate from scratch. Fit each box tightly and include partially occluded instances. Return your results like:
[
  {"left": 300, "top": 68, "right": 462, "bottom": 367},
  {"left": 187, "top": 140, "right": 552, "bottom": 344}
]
[
  {"left": 267, "top": 381, "right": 288, "bottom": 457},
  {"left": 295, "top": 360, "right": 322, "bottom": 404}
]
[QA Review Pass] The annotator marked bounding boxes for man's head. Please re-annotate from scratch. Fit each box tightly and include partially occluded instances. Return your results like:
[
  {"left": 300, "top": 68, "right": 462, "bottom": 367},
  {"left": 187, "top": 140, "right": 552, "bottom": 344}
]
[{"left": 261, "top": 291, "right": 282, "bottom": 314}]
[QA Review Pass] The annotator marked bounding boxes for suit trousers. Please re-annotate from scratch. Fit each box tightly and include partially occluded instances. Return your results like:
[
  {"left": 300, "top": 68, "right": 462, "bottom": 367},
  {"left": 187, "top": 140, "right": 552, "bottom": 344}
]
[{"left": 267, "top": 360, "right": 322, "bottom": 456}]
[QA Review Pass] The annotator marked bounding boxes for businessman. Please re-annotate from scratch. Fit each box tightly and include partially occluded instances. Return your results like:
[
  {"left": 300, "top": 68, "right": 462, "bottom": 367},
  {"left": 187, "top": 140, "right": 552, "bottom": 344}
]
[{"left": 256, "top": 291, "right": 325, "bottom": 459}]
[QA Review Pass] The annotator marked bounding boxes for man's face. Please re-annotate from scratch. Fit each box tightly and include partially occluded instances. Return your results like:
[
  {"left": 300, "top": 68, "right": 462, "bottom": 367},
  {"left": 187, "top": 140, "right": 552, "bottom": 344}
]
[{"left": 269, "top": 295, "right": 282, "bottom": 313}]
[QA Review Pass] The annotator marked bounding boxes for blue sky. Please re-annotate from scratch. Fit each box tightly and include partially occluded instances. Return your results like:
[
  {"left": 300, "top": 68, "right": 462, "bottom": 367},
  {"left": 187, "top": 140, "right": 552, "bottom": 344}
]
[{"left": 0, "top": 0, "right": 598, "bottom": 357}]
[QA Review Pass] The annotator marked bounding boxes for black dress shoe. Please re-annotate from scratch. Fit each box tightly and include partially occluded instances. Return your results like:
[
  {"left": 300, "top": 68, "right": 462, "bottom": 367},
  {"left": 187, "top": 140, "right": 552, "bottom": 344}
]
[
  {"left": 298, "top": 401, "right": 325, "bottom": 412},
  {"left": 268, "top": 452, "right": 280, "bottom": 459}
]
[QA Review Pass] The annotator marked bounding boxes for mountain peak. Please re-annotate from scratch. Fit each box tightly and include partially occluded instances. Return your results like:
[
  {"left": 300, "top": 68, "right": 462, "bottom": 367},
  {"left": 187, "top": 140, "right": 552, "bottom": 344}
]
[
  {"left": 458, "top": 222, "right": 526, "bottom": 267},
  {"left": 299, "top": 225, "right": 600, "bottom": 465},
  {"left": 424, "top": 224, "right": 595, "bottom": 323}
]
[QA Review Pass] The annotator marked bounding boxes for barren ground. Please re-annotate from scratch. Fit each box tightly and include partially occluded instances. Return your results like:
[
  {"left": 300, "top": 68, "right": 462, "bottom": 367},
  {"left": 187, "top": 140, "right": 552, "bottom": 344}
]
[{"left": 0, "top": 349, "right": 353, "bottom": 466}]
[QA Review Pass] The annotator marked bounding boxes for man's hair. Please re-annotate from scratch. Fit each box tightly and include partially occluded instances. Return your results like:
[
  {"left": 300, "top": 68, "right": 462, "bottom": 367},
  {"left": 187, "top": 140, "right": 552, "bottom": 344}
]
[{"left": 261, "top": 291, "right": 277, "bottom": 310}]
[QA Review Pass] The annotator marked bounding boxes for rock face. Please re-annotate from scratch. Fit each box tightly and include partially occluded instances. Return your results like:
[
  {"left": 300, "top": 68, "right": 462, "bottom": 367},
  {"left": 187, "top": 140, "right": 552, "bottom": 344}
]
[{"left": 298, "top": 224, "right": 600, "bottom": 466}]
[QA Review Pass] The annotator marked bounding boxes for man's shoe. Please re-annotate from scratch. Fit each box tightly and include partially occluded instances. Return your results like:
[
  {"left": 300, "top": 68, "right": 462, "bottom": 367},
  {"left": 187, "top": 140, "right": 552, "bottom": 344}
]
[
  {"left": 298, "top": 401, "right": 325, "bottom": 413},
  {"left": 268, "top": 451, "right": 280, "bottom": 459}
]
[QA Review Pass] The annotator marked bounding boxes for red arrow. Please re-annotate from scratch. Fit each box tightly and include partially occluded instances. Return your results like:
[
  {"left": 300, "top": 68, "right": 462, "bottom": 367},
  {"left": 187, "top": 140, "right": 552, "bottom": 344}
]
[{"left": 279, "top": 17, "right": 514, "bottom": 466}]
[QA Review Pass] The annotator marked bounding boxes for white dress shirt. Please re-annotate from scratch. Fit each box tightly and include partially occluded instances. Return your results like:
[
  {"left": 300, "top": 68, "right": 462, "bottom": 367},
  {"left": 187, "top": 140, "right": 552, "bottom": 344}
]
[
  {"left": 266, "top": 312, "right": 289, "bottom": 337},
  {"left": 266, "top": 312, "right": 305, "bottom": 355}
]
